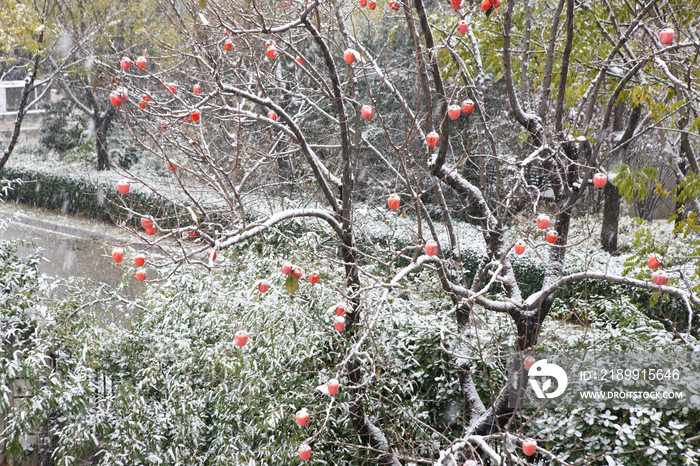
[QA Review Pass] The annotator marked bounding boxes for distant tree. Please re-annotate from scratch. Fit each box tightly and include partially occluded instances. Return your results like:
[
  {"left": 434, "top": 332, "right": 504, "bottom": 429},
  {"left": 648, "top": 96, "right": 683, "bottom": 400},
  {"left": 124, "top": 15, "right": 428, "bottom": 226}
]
[
  {"left": 0, "top": 0, "right": 74, "bottom": 172},
  {"left": 53, "top": 0, "right": 177, "bottom": 170}
]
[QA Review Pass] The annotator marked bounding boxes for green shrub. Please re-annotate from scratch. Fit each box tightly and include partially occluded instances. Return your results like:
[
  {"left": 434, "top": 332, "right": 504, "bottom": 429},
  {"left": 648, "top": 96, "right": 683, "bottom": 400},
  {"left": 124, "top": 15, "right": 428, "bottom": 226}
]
[
  {"left": 39, "top": 100, "right": 86, "bottom": 154},
  {"left": 0, "top": 165, "right": 176, "bottom": 227}
]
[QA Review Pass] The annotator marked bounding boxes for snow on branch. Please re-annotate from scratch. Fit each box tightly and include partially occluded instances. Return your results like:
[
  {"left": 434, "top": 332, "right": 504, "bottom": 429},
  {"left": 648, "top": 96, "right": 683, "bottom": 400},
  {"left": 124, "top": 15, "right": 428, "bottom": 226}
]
[
  {"left": 218, "top": 208, "right": 342, "bottom": 249},
  {"left": 519, "top": 144, "right": 551, "bottom": 167},
  {"left": 388, "top": 255, "right": 514, "bottom": 313},
  {"left": 653, "top": 56, "right": 693, "bottom": 92},
  {"left": 526, "top": 271, "right": 700, "bottom": 311},
  {"left": 217, "top": 0, "right": 325, "bottom": 35}
]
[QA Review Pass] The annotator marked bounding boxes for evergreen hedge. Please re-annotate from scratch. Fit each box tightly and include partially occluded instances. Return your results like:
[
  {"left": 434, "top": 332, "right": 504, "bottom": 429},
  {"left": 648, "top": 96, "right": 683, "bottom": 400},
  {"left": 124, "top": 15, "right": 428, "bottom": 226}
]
[{"left": 0, "top": 165, "right": 177, "bottom": 228}]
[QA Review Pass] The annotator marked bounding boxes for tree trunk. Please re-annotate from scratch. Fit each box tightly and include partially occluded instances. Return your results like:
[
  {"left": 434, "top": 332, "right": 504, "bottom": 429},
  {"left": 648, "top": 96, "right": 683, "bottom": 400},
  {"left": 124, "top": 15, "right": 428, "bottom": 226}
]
[
  {"left": 94, "top": 108, "right": 114, "bottom": 171},
  {"left": 674, "top": 112, "right": 695, "bottom": 227},
  {"left": 601, "top": 181, "right": 620, "bottom": 253},
  {"left": 96, "top": 130, "right": 109, "bottom": 171},
  {"left": 600, "top": 104, "right": 640, "bottom": 252},
  {"left": 0, "top": 54, "right": 41, "bottom": 173}
]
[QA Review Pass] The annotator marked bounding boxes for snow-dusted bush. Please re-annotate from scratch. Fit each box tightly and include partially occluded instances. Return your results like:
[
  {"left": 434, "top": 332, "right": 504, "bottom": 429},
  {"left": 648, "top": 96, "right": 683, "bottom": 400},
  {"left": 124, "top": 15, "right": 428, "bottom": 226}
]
[{"left": 2, "top": 232, "right": 698, "bottom": 465}]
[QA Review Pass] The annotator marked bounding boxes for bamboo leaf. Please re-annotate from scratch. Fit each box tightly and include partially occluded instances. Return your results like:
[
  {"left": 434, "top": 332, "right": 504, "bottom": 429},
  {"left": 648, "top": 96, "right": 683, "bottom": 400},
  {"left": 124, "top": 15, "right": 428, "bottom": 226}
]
[{"left": 285, "top": 274, "right": 299, "bottom": 294}]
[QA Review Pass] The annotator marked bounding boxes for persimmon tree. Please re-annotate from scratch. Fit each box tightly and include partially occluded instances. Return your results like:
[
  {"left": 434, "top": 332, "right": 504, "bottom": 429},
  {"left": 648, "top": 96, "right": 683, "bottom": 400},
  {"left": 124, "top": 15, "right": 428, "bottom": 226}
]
[{"left": 96, "top": 0, "right": 699, "bottom": 463}]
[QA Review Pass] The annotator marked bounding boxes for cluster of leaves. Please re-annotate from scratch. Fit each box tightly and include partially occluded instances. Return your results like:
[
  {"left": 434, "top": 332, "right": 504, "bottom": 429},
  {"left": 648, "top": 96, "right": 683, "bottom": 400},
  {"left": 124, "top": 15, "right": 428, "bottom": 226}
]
[
  {"left": 0, "top": 0, "right": 44, "bottom": 61},
  {"left": 467, "top": 298, "right": 700, "bottom": 465},
  {"left": 0, "top": 233, "right": 466, "bottom": 465},
  {"left": 39, "top": 100, "right": 88, "bottom": 154},
  {"left": 3, "top": 206, "right": 698, "bottom": 464}
]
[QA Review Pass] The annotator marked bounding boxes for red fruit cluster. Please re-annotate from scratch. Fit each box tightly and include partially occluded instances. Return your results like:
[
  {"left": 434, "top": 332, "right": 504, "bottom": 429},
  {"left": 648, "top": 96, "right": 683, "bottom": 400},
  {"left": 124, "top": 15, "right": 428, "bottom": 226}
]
[
  {"left": 266, "top": 44, "right": 278, "bottom": 60},
  {"left": 110, "top": 55, "right": 147, "bottom": 108},
  {"left": 387, "top": 193, "right": 400, "bottom": 210},
  {"left": 235, "top": 330, "right": 248, "bottom": 347},
  {"left": 112, "top": 246, "right": 148, "bottom": 279},
  {"left": 480, "top": 0, "right": 500, "bottom": 11},
  {"left": 117, "top": 179, "right": 130, "bottom": 195},
  {"left": 139, "top": 93, "right": 150, "bottom": 110},
  {"left": 522, "top": 439, "right": 537, "bottom": 456},
  {"left": 279, "top": 262, "right": 319, "bottom": 284},
  {"left": 109, "top": 87, "right": 128, "bottom": 107},
  {"left": 141, "top": 217, "right": 155, "bottom": 236},
  {"left": 457, "top": 20, "right": 469, "bottom": 34},
  {"left": 593, "top": 172, "right": 607, "bottom": 188},
  {"left": 426, "top": 131, "right": 439, "bottom": 148},
  {"left": 112, "top": 248, "right": 124, "bottom": 264},
  {"left": 258, "top": 279, "right": 270, "bottom": 293},
  {"left": 343, "top": 49, "right": 356, "bottom": 64},
  {"left": 536, "top": 214, "right": 550, "bottom": 230},
  {"left": 524, "top": 356, "right": 536, "bottom": 371}
]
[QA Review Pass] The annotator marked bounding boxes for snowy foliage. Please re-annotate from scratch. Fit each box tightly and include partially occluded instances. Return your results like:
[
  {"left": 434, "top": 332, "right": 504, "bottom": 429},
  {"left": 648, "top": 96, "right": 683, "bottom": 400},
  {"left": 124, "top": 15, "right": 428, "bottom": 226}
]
[{"left": 2, "top": 227, "right": 698, "bottom": 465}]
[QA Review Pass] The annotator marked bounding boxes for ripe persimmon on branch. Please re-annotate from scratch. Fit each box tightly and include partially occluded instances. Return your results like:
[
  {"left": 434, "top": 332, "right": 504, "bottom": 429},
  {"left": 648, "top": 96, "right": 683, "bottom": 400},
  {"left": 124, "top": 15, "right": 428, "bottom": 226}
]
[{"left": 92, "top": 0, "right": 700, "bottom": 463}]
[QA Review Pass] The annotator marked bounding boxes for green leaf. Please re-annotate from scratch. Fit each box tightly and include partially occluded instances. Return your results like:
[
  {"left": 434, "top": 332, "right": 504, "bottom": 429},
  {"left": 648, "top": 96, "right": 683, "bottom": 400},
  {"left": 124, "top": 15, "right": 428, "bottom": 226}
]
[
  {"left": 285, "top": 274, "right": 299, "bottom": 294},
  {"left": 199, "top": 0, "right": 207, "bottom": 9}
]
